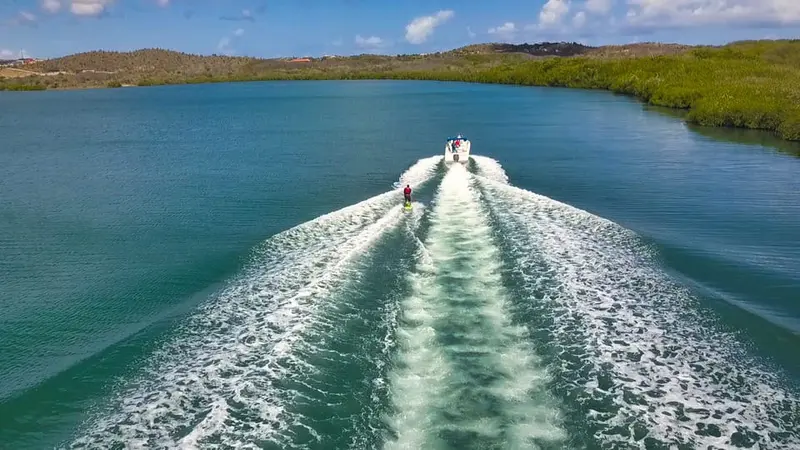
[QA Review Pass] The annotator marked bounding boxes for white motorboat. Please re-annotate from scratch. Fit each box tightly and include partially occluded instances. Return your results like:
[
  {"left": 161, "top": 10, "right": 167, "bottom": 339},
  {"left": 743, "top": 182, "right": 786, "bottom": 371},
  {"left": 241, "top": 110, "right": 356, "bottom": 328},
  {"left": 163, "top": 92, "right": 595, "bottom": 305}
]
[{"left": 444, "top": 135, "right": 470, "bottom": 164}]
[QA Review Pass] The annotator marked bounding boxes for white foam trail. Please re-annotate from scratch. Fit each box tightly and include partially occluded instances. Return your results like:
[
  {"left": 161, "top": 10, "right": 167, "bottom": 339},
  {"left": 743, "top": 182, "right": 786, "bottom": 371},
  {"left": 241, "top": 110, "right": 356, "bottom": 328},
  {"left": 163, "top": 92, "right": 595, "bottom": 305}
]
[
  {"left": 177, "top": 398, "right": 229, "bottom": 449},
  {"left": 384, "top": 250, "right": 452, "bottom": 450},
  {"left": 70, "top": 157, "right": 441, "bottom": 450},
  {"left": 471, "top": 157, "right": 800, "bottom": 449},
  {"left": 399, "top": 156, "right": 442, "bottom": 187},
  {"left": 471, "top": 155, "right": 509, "bottom": 184},
  {"left": 383, "top": 197, "right": 453, "bottom": 450},
  {"left": 385, "top": 164, "right": 565, "bottom": 450},
  {"left": 345, "top": 201, "right": 428, "bottom": 450}
]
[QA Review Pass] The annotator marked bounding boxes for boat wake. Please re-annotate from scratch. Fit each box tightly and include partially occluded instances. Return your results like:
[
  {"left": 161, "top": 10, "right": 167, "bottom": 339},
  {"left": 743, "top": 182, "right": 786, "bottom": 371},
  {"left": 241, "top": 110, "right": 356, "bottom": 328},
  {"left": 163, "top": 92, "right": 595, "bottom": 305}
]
[
  {"left": 68, "top": 153, "right": 799, "bottom": 450},
  {"left": 384, "top": 163, "right": 565, "bottom": 450},
  {"left": 471, "top": 155, "right": 800, "bottom": 449},
  {"left": 69, "top": 157, "right": 439, "bottom": 450}
]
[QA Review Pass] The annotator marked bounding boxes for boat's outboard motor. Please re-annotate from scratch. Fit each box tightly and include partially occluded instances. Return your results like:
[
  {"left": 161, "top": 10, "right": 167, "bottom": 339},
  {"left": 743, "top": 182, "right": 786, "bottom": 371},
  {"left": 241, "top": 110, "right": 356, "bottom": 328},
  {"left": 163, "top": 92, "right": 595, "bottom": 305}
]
[{"left": 453, "top": 153, "right": 459, "bottom": 162}]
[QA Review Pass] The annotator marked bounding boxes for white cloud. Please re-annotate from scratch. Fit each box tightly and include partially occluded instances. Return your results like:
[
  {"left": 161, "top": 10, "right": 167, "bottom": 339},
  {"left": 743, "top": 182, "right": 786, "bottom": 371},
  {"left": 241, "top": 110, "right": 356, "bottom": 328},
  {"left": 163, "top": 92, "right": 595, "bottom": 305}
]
[
  {"left": 156, "top": 0, "right": 169, "bottom": 6},
  {"left": 488, "top": 22, "right": 517, "bottom": 40},
  {"left": 625, "top": 0, "right": 800, "bottom": 27},
  {"left": 573, "top": 11, "right": 587, "bottom": 28},
  {"left": 405, "top": 10, "right": 454, "bottom": 44},
  {"left": 355, "top": 34, "right": 384, "bottom": 48},
  {"left": 467, "top": 26, "right": 476, "bottom": 38},
  {"left": 512, "top": 0, "right": 800, "bottom": 38},
  {"left": 19, "top": 11, "right": 37, "bottom": 22},
  {"left": 586, "top": 0, "right": 613, "bottom": 14},
  {"left": 216, "top": 27, "right": 246, "bottom": 55},
  {"left": 539, "top": 0, "right": 570, "bottom": 27},
  {"left": 6, "top": 10, "right": 38, "bottom": 26},
  {"left": 217, "top": 37, "right": 231, "bottom": 50},
  {"left": 42, "top": 0, "right": 61, "bottom": 14},
  {"left": 70, "top": 0, "right": 113, "bottom": 16},
  {"left": 0, "top": 49, "right": 15, "bottom": 59},
  {"left": 221, "top": 8, "right": 255, "bottom": 22},
  {"left": 519, "top": 0, "right": 598, "bottom": 36}
]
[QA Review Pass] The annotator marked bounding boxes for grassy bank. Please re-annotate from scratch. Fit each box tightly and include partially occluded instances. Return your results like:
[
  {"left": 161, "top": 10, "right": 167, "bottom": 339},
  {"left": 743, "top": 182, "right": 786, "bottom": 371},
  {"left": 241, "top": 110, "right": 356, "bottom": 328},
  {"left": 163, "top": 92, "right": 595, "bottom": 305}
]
[
  {"left": 2, "top": 39, "right": 799, "bottom": 141},
  {"left": 462, "top": 42, "right": 800, "bottom": 141}
]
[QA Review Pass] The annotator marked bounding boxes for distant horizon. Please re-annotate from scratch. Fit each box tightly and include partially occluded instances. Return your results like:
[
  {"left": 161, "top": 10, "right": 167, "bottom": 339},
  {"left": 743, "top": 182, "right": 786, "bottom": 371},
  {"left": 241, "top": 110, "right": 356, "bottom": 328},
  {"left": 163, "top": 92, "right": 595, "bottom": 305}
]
[
  {"left": 8, "top": 37, "right": 800, "bottom": 62},
  {"left": 2, "top": 1, "right": 799, "bottom": 61}
]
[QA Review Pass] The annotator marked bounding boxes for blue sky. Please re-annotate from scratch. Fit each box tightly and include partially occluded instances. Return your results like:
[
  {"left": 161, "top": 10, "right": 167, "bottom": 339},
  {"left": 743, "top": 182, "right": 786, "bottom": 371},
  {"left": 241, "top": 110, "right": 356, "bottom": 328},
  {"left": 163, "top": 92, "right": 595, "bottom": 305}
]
[{"left": 1, "top": 1, "right": 799, "bottom": 59}]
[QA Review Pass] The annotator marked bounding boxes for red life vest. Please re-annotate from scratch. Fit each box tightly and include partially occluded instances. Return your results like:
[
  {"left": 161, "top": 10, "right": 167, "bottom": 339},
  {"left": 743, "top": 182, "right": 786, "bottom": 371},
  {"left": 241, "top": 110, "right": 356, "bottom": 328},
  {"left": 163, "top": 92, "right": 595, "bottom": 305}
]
[{"left": 404, "top": 187, "right": 411, "bottom": 195}]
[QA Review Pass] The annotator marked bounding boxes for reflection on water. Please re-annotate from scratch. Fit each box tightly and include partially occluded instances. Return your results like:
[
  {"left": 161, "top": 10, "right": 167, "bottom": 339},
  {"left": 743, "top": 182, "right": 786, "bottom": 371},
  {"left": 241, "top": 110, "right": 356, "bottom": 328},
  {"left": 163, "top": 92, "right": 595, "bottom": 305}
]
[{"left": 642, "top": 104, "right": 800, "bottom": 157}]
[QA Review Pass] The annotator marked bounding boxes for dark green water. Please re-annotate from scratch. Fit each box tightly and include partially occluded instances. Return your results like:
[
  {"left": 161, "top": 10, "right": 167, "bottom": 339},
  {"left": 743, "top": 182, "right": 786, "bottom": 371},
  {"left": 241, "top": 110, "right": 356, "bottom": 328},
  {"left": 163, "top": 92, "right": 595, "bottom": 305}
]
[{"left": 0, "top": 81, "right": 798, "bottom": 449}]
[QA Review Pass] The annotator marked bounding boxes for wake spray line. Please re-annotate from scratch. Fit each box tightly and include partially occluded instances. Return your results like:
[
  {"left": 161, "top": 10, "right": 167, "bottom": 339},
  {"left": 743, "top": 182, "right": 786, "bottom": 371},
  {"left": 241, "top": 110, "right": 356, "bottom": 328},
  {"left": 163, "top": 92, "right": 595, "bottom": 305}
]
[
  {"left": 343, "top": 201, "right": 429, "bottom": 450},
  {"left": 69, "top": 157, "right": 441, "bottom": 450},
  {"left": 471, "top": 156, "right": 800, "bottom": 449},
  {"left": 384, "top": 163, "right": 565, "bottom": 450}
]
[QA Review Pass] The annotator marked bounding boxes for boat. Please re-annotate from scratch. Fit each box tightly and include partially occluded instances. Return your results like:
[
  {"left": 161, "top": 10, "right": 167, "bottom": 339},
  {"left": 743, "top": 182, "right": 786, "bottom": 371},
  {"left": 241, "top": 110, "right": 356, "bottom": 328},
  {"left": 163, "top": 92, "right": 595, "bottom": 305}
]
[{"left": 444, "top": 135, "right": 470, "bottom": 164}]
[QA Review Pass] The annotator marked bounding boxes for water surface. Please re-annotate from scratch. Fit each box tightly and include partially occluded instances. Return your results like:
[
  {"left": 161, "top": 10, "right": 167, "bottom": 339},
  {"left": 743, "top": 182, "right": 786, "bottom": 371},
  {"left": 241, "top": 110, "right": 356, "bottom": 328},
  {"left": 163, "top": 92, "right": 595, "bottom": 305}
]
[{"left": 1, "top": 80, "right": 798, "bottom": 449}]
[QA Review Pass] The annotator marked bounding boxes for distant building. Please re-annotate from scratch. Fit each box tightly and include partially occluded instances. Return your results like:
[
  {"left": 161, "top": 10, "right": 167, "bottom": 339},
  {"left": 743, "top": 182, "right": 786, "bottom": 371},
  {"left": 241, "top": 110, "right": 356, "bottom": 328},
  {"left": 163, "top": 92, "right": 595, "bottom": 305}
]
[
  {"left": 0, "top": 57, "right": 38, "bottom": 66},
  {"left": 289, "top": 57, "right": 312, "bottom": 63}
]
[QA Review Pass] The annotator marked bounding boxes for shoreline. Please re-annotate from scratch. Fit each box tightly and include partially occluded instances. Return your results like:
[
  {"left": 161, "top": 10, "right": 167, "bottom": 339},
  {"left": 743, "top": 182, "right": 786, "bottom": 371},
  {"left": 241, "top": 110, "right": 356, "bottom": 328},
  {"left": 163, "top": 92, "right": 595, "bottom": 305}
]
[
  {"left": 6, "top": 74, "right": 798, "bottom": 146},
  {"left": 2, "top": 40, "right": 798, "bottom": 143},
  {"left": 7, "top": 73, "right": 799, "bottom": 146}
]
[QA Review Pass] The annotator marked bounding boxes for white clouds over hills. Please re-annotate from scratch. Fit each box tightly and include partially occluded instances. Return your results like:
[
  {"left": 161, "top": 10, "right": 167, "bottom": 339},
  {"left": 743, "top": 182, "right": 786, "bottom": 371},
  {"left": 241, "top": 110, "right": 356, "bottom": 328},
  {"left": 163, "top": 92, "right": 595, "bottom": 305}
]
[
  {"left": 13, "top": 1, "right": 800, "bottom": 35},
  {"left": 405, "top": 10, "right": 455, "bottom": 44},
  {"left": 626, "top": 0, "right": 800, "bottom": 27},
  {"left": 4, "top": 1, "right": 799, "bottom": 57},
  {"left": 355, "top": 35, "right": 386, "bottom": 49},
  {"left": 488, "top": 22, "right": 517, "bottom": 40},
  {"left": 353, "top": 9, "right": 453, "bottom": 53},
  {"left": 485, "top": 0, "right": 800, "bottom": 43}
]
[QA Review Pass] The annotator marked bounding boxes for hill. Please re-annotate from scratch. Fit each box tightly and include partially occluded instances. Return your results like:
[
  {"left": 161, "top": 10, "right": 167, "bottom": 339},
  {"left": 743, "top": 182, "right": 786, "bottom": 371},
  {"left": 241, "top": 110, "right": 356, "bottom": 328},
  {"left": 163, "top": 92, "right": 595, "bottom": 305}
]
[
  {"left": 11, "top": 41, "right": 696, "bottom": 84},
  {"left": 447, "top": 42, "right": 692, "bottom": 59},
  {"left": 29, "top": 49, "right": 257, "bottom": 76},
  {"left": 1, "top": 39, "right": 798, "bottom": 141}
]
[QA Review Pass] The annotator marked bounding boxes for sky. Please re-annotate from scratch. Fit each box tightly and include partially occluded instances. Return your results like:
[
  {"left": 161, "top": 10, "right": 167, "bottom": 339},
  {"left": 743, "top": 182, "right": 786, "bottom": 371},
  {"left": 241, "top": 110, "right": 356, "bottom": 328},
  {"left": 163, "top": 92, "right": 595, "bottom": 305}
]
[{"left": 1, "top": 0, "right": 799, "bottom": 59}]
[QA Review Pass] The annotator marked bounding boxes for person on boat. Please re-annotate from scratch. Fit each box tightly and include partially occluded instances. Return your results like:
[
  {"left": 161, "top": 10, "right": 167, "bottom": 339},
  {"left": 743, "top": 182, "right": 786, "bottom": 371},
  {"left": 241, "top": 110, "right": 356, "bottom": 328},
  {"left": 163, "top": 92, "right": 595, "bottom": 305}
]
[{"left": 403, "top": 185, "right": 412, "bottom": 204}]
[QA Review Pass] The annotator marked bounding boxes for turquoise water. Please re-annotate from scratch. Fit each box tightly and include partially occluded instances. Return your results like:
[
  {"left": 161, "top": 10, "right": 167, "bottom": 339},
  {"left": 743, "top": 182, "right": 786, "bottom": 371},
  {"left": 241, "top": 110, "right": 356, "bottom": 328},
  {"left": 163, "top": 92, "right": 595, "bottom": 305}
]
[{"left": 0, "top": 80, "right": 798, "bottom": 449}]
